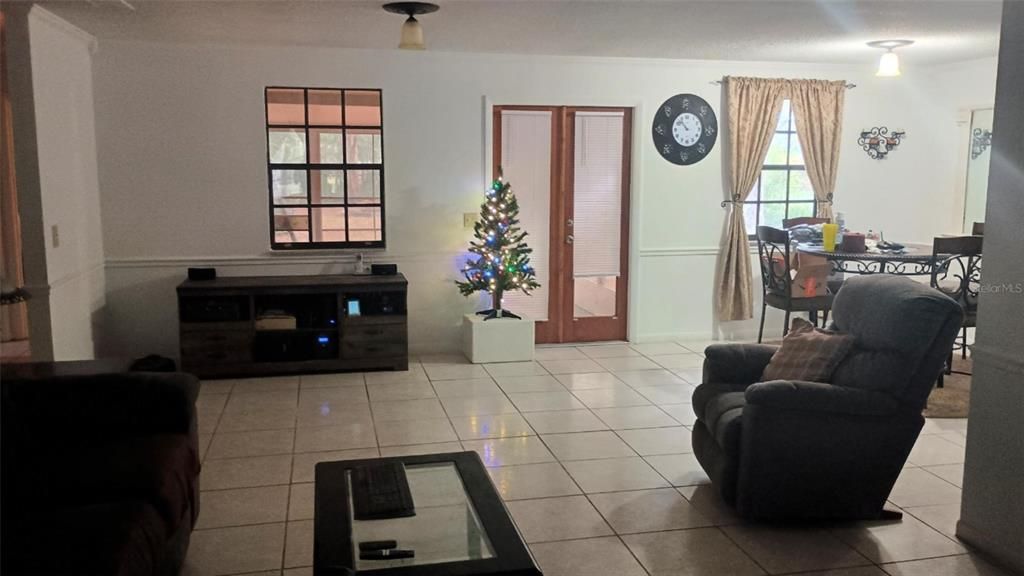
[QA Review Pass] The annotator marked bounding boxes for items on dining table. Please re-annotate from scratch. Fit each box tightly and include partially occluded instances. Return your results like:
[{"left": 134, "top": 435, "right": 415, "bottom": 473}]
[
  {"left": 842, "top": 232, "right": 867, "bottom": 253},
  {"left": 823, "top": 223, "right": 839, "bottom": 252},
  {"left": 787, "top": 224, "right": 824, "bottom": 244},
  {"left": 835, "top": 212, "right": 847, "bottom": 246},
  {"left": 875, "top": 230, "right": 907, "bottom": 253}
]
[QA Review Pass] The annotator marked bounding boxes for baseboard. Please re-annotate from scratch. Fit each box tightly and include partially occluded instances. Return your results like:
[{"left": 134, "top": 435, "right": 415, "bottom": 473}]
[{"left": 956, "top": 519, "right": 1024, "bottom": 575}]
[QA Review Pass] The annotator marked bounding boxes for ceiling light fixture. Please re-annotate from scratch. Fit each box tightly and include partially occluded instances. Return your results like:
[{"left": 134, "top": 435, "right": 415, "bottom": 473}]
[
  {"left": 383, "top": 2, "right": 440, "bottom": 51},
  {"left": 867, "top": 40, "right": 914, "bottom": 77}
]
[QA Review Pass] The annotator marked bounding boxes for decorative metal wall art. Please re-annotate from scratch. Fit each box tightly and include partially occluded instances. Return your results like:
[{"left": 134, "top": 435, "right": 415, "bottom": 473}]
[
  {"left": 858, "top": 127, "right": 905, "bottom": 160},
  {"left": 971, "top": 128, "right": 993, "bottom": 160}
]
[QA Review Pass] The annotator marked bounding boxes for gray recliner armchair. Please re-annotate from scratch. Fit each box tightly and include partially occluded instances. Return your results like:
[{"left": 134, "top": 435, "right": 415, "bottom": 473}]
[{"left": 691, "top": 275, "right": 963, "bottom": 520}]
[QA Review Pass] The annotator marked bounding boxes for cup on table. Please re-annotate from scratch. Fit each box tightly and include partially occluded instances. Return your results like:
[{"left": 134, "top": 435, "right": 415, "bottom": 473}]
[{"left": 823, "top": 223, "right": 839, "bottom": 252}]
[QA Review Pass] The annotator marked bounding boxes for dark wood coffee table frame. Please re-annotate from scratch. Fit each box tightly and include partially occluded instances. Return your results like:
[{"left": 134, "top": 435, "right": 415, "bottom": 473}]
[{"left": 314, "top": 451, "right": 541, "bottom": 576}]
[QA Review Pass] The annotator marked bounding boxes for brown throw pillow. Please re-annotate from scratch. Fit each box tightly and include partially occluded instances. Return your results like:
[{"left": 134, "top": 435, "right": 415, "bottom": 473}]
[{"left": 761, "top": 318, "right": 855, "bottom": 383}]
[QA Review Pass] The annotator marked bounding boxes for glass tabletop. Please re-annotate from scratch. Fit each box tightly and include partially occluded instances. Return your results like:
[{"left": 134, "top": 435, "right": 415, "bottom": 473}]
[{"left": 347, "top": 462, "right": 495, "bottom": 572}]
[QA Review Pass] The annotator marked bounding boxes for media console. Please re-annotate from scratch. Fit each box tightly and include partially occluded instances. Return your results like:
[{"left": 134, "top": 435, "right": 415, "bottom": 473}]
[{"left": 177, "top": 273, "right": 408, "bottom": 378}]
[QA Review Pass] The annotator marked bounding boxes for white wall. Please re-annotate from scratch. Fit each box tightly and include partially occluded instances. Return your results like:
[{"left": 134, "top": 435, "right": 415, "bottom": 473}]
[
  {"left": 89, "top": 39, "right": 993, "bottom": 357},
  {"left": 956, "top": 1, "right": 1024, "bottom": 570},
  {"left": 27, "top": 8, "right": 105, "bottom": 360}
]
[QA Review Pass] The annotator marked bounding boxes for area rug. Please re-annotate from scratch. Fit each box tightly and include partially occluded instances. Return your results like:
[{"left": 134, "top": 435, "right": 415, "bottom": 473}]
[{"left": 923, "top": 356, "right": 972, "bottom": 419}]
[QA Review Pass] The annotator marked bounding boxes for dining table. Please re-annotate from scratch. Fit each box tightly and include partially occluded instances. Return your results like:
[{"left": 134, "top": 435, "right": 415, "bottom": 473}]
[{"left": 796, "top": 242, "right": 935, "bottom": 276}]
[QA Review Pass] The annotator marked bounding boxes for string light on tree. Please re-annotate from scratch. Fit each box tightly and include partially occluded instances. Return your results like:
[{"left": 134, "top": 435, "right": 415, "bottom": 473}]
[{"left": 456, "top": 169, "right": 540, "bottom": 320}]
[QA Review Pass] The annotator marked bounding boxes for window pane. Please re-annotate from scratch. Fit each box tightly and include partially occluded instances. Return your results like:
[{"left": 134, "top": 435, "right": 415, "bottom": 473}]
[
  {"left": 761, "top": 170, "right": 788, "bottom": 201},
  {"left": 789, "top": 170, "right": 814, "bottom": 201},
  {"left": 743, "top": 202, "right": 758, "bottom": 236},
  {"left": 345, "top": 90, "right": 381, "bottom": 126},
  {"left": 759, "top": 202, "right": 786, "bottom": 230},
  {"left": 349, "top": 206, "right": 382, "bottom": 241},
  {"left": 347, "top": 170, "right": 381, "bottom": 204},
  {"left": 268, "top": 128, "right": 306, "bottom": 164},
  {"left": 789, "top": 133, "right": 805, "bottom": 166},
  {"left": 346, "top": 129, "right": 382, "bottom": 164},
  {"left": 312, "top": 207, "right": 346, "bottom": 242},
  {"left": 787, "top": 202, "right": 815, "bottom": 220},
  {"left": 267, "top": 88, "right": 305, "bottom": 125},
  {"left": 309, "top": 128, "right": 343, "bottom": 164},
  {"left": 310, "top": 169, "right": 344, "bottom": 204},
  {"left": 308, "top": 90, "right": 343, "bottom": 125},
  {"left": 274, "top": 207, "right": 309, "bottom": 243},
  {"left": 776, "top": 100, "right": 791, "bottom": 132},
  {"left": 764, "top": 133, "right": 789, "bottom": 165},
  {"left": 271, "top": 169, "right": 307, "bottom": 204}
]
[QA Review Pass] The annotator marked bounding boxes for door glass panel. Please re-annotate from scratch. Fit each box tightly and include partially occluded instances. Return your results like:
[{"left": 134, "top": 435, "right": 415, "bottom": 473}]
[
  {"left": 499, "top": 111, "right": 552, "bottom": 322},
  {"left": 964, "top": 108, "right": 993, "bottom": 233},
  {"left": 572, "top": 112, "right": 624, "bottom": 319}
]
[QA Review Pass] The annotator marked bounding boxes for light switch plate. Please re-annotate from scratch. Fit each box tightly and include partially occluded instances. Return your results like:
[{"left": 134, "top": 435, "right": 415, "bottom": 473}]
[
  {"left": 463, "top": 212, "right": 477, "bottom": 228},
  {"left": 51, "top": 225, "right": 60, "bottom": 248}
]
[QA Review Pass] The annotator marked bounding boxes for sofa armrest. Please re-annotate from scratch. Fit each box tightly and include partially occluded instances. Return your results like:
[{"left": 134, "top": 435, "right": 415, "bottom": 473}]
[
  {"left": 745, "top": 380, "right": 899, "bottom": 417},
  {"left": 2, "top": 372, "right": 200, "bottom": 439},
  {"left": 702, "top": 343, "right": 778, "bottom": 385}
]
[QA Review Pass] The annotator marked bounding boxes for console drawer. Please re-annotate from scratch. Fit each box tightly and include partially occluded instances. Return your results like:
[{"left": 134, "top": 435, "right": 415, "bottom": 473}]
[{"left": 181, "top": 331, "right": 251, "bottom": 364}]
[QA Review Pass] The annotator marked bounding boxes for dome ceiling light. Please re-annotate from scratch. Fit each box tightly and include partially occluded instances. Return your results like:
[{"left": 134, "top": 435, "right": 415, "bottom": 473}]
[
  {"left": 383, "top": 2, "right": 440, "bottom": 50},
  {"left": 867, "top": 40, "right": 915, "bottom": 77}
]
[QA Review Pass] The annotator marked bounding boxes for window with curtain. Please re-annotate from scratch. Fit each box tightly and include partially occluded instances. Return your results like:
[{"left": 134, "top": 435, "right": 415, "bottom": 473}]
[
  {"left": 266, "top": 87, "right": 385, "bottom": 249},
  {"left": 742, "top": 100, "right": 816, "bottom": 236}
]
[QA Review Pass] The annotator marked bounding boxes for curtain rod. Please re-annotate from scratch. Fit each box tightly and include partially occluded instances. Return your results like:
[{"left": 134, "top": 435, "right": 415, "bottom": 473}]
[{"left": 710, "top": 80, "right": 857, "bottom": 89}]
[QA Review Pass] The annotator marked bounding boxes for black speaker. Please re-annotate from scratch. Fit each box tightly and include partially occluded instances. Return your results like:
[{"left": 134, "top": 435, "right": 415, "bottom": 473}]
[
  {"left": 188, "top": 267, "right": 217, "bottom": 281},
  {"left": 371, "top": 264, "right": 398, "bottom": 275}
]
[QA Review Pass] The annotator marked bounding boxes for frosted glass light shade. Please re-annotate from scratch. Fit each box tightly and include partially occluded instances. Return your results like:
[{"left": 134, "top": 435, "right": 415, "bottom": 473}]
[
  {"left": 399, "top": 17, "right": 425, "bottom": 50},
  {"left": 877, "top": 51, "right": 901, "bottom": 77}
]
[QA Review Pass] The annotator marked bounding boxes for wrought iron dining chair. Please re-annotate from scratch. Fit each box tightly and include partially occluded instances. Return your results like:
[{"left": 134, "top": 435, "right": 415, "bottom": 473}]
[
  {"left": 972, "top": 221, "right": 984, "bottom": 236},
  {"left": 930, "top": 235, "right": 983, "bottom": 385},
  {"left": 782, "top": 216, "right": 830, "bottom": 228},
  {"left": 756, "top": 226, "right": 835, "bottom": 343}
]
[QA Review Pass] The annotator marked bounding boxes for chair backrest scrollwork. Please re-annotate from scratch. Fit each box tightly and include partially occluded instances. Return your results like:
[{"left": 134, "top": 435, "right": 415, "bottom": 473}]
[{"left": 757, "top": 226, "right": 793, "bottom": 299}]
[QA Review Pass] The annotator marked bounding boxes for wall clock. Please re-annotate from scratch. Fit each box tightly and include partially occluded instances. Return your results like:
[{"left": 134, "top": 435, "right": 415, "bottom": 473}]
[{"left": 652, "top": 94, "right": 718, "bottom": 165}]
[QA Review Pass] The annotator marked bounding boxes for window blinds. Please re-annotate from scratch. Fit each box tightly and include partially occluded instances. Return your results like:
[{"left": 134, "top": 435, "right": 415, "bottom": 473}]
[
  {"left": 499, "top": 110, "right": 552, "bottom": 322},
  {"left": 573, "top": 112, "right": 624, "bottom": 278}
]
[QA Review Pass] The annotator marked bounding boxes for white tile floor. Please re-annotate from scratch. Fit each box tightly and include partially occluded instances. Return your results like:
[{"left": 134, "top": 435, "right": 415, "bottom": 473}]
[{"left": 183, "top": 341, "right": 1007, "bottom": 576}]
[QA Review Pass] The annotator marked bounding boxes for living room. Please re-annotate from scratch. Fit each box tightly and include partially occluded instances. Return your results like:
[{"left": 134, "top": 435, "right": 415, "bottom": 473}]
[{"left": 2, "top": 1, "right": 1022, "bottom": 576}]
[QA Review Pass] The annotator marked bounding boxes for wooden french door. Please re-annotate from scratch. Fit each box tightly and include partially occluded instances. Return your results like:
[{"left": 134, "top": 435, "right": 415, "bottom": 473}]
[{"left": 493, "top": 106, "right": 632, "bottom": 344}]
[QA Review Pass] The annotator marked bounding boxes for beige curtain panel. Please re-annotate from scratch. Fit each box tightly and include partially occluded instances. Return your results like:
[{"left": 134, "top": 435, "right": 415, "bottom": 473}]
[
  {"left": 716, "top": 76, "right": 787, "bottom": 321},
  {"left": 789, "top": 79, "right": 846, "bottom": 221}
]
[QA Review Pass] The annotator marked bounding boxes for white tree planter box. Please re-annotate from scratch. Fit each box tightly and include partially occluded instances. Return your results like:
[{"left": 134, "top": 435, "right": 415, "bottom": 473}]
[{"left": 462, "top": 313, "right": 535, "bottom": 364}]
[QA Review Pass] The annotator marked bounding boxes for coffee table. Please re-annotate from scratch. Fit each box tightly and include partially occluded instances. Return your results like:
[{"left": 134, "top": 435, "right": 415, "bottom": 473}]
[{"left": 314, "top": 451, "right": 541, "bottom": 576}]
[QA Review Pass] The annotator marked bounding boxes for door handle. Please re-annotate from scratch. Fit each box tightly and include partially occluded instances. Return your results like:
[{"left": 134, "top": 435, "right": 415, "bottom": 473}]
[{"left": 566, "top": 235, "right": 575, "bottom": 244}]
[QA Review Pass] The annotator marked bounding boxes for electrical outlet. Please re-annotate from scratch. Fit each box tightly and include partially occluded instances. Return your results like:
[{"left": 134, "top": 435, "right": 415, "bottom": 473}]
[
  {"left": 51, "top": 225, "right": 60, "bottom": 248},
  {"left": 463, "top": 212, "right": 477, "bottom": 228}
]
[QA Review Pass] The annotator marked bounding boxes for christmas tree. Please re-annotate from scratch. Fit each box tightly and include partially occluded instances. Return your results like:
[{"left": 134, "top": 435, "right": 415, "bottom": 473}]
[{"left": 456, "top": 170, "right": 540, "bottom": 320}]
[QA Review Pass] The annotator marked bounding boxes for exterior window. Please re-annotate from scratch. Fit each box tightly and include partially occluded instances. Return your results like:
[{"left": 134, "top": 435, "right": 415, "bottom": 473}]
[
  {"left": 266, "top": 87, "right": 384, "bottom": 249},
  {"left": 743, "top": 100, "right": 816, "bottom": 237}
]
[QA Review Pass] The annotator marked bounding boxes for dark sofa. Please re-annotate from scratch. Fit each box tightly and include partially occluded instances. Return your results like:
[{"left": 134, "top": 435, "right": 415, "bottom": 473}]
[
  {"left": 691, "top": 275, "right": 963, "bottom": 520},
  {"left": 1, "top": 371, "right": 202, "bottom": 576}
]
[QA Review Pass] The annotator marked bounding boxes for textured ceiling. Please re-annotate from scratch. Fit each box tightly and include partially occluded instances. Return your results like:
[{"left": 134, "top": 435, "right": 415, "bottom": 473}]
[{"left": 40, "top": 0, "right": 1002, "bottom": 66}]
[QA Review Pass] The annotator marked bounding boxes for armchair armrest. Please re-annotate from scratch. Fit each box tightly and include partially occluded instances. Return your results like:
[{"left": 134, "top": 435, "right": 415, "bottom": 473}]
[
  {"left": 703, "top": 343, "right": 778, "bottom": 385},
  {"left": 746, "top": 380, "right": 899, "bottom": 417}
]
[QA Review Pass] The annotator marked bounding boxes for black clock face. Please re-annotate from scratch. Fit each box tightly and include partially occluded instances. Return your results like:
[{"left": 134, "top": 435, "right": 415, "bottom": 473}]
[{"left": 652, "top": 94, "right": 718, "bottom": 165}]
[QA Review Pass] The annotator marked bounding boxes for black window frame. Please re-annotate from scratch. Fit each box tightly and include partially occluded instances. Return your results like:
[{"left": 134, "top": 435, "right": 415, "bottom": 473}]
[
  {"left": 265, "top": 86, "right": 386, "bottom": 250},
  {"left": 743, "top": 99, "right": 816, "bottom": 239}
]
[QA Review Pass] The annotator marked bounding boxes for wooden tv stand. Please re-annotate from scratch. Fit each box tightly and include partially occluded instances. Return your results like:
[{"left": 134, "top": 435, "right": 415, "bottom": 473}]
[{"left": 177, "top": 273, "right": 408, "bottom": 379}]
